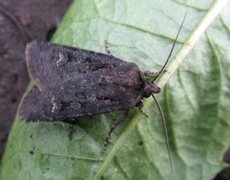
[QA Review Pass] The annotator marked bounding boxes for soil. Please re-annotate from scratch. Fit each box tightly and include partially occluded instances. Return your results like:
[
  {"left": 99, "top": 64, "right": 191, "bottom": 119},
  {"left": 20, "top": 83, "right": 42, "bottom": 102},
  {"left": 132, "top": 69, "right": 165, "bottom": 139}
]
[{"left": 0, "top": 0, "right": 72, "bottom": 159}]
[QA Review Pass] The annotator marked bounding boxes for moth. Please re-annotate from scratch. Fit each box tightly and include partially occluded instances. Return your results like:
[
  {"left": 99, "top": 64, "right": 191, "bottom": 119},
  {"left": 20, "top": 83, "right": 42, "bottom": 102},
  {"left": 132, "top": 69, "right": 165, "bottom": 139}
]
[
  {"left": 18, "top": 14, "right": 185, "bottom": 170},
  {"left": 18, "top": 40, "right": 162, "bottom": 121}
]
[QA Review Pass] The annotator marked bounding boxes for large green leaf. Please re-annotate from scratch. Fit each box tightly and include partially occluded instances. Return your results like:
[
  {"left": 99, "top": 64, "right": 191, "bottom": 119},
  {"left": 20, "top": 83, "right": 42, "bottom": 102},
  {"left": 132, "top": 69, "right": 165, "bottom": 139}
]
[{"left": 1, "top": 0, "right": 230, "bottom": 179}]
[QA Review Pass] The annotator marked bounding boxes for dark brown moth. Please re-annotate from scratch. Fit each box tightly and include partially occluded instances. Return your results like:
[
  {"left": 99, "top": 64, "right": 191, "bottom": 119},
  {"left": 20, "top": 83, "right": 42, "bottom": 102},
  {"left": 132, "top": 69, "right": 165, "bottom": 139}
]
[
  {"left": 18, "top": 41, "right": 161, "bottom": 121},
  {"left": 18, "top": 12, "right": 186, "bottom": 171}
]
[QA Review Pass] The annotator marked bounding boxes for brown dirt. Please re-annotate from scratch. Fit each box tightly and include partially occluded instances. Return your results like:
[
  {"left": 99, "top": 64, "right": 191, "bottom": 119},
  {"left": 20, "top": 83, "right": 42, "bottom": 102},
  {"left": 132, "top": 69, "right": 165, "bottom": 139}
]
[{"left": 0, "top": 0, "right": 72, "bottom": 160}]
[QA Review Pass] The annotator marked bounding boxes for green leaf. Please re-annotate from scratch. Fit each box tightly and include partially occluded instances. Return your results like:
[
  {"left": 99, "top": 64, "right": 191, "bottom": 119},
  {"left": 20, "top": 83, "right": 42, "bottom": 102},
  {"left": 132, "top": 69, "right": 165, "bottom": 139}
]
[{"left": 1, "top": 0, "right": 230, "bottom": 180}]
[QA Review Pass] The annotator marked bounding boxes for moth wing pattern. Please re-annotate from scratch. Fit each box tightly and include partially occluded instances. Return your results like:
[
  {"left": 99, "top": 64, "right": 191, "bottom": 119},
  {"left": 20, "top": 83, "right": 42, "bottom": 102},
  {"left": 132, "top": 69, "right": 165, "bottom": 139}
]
[
  {"left": 25, "top": 41, "right": 62, "bottom": 92},
  {"left": 19, "top": 41, "right": 147, "bottom": 121},
  {"left": 26, "top": 41, "right": 141, "bottom": 91},
  {"left": 18, "top": 86, "right": 50, "bottom": 121}
]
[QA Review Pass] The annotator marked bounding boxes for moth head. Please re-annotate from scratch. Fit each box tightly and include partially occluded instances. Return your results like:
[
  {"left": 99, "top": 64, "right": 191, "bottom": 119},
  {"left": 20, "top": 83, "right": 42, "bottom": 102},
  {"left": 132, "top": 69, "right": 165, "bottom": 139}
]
[{"left": 143, "top": 79, "right": 161, "bottom": 97}]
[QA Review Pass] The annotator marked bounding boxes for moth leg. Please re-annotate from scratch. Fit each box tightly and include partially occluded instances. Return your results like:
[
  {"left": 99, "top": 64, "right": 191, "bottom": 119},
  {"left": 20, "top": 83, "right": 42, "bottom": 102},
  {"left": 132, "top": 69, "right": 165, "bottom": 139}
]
[
  {"left": 63, "top": 118, "right": 79, "bottom": 140},
  {"left": 138, "top": 108, "right": 149, "bottom": 118},
  {"left": 68, "top": 125, "right": 75, "bottom": 140},
  {"left": 144, "top": 70, "right": 167, "bottom": 76},
  {"left": 103, "top": 110, "right": 130, "bottom": 151},
  {"left": 104, "top": 40, "right": 112, "bottom": 56},
  {"left": 136, "top": 100, "right": 148, "bottom": 118}
]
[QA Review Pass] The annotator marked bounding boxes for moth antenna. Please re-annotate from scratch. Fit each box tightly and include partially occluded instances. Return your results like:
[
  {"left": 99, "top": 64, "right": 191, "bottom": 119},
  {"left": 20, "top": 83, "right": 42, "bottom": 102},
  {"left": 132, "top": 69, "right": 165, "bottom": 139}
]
[
  {"left": 0, "top": 2, "right": 31, "bottom": 43},
  {"left": 152, "top": 11, "right": 187, "bottom": 82},
  {"left": 151, "top": 94, "right": 173, "bottom": 172}
]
